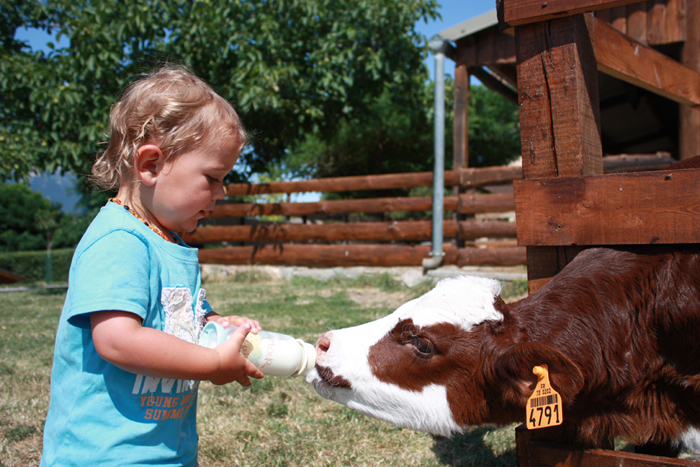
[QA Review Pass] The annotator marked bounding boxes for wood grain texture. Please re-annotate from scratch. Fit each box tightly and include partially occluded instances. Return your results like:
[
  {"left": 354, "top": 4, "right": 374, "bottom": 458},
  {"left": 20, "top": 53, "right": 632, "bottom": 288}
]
[
  {"left": 514, "top": 168, "right": 700, "bottom": 246},
  {"left": 594, "top": 16, "right": 700, "bottom": 107},
  {"left": 502, "top": 0, "right": 644, "bottom": 26},
  {"left": 197, "top": 244, "right": 526, "bottom": 267}
]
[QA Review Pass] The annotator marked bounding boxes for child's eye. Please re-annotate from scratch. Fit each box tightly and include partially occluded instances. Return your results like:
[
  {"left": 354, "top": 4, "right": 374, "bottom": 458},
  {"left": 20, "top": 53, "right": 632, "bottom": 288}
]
[{"left": 207, "top": 175, "right": 220, "bottom": 183}]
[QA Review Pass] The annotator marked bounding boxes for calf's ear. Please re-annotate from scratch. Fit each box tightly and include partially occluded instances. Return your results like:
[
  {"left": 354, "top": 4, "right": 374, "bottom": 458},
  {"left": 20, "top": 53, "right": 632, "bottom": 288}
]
[{"left": 492, "top": 342, "right": 584, "bottom": 406}]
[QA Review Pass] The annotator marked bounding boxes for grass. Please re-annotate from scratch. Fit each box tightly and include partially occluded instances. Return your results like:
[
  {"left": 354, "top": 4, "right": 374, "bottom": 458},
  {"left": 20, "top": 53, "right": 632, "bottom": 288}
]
[{"left": 0, "top": 270, "right": 522, "bottom": 467}]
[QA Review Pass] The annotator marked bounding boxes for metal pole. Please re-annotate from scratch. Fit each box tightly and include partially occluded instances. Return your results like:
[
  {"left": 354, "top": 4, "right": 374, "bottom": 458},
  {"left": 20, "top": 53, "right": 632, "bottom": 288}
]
[{"left": 423, "top": 38, "right": 447, "bottom": 270}]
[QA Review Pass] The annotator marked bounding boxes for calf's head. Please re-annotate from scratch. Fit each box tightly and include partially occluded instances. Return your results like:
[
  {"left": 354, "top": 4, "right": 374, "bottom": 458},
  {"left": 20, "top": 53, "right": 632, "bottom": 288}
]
[{"left": 307, "top": 275, "right": 583, "bottom": 437}]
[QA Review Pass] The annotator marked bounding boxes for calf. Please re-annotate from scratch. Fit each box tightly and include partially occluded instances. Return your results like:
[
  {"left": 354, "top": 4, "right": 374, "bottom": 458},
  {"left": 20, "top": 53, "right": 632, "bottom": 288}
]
[{"left": 307, "top": 246, "right": 700, "bottom": 452}]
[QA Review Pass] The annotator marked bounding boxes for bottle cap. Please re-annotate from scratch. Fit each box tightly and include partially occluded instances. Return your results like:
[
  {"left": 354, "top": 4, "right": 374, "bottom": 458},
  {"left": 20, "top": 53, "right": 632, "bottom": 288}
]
[
  {"left": 296, "top": 340, "right": 317, "bottom": 377},
  {"left": 199, "top": 321, "right": 227, "bottom": 348}
]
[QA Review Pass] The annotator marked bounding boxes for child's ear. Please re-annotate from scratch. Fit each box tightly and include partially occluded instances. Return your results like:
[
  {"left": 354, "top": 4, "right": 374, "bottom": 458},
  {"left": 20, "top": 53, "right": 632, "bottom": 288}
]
[{"left": 135, "top": 144, "right": 165, "bottom": 186}]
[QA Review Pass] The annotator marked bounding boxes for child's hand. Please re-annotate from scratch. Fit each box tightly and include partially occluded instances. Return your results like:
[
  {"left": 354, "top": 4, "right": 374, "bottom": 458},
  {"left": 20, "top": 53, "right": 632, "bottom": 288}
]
[
  {"left": 207, "top": 313, "right": 262, "bottom": 334},
  {"left": 210, "top": 323, "right": 264, "bottom": 386}
]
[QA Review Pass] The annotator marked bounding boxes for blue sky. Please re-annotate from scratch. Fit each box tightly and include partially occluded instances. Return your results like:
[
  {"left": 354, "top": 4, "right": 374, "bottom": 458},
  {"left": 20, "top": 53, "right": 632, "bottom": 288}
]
[
  {"left": 415, "top": 0, "right": 495, "bottom": 79},
  {"left": 15, "top": 0, "right": 496, "bottom": 209}
]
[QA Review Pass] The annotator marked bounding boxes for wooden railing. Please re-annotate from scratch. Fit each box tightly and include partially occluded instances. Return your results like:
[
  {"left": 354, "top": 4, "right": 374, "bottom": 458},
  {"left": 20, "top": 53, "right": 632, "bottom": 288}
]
[{"left": 180, "top": 153, "right": 673, "bottom": 268}]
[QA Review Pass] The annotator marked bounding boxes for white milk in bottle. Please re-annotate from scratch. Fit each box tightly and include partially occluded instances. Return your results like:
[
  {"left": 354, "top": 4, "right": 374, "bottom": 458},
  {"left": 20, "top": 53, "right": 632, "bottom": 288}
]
[{"left": 199, "top": 321, "right": 316, "bottom": 377}]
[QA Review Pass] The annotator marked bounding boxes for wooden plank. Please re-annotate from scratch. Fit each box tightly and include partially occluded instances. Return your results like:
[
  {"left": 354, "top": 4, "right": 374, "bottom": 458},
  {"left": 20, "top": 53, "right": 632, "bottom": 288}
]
[
  {"left": 453, "top": 64, "right": 469, "bottom": 171},
  {"left": 664, "top": 0, "right": 685, "bottom": 44},
  {"left": 515, "top": 13, "right": 603, "bottom": 179},
  {"left": 181, "top": 219, "right": 517, "bottom": 244},
  {"left": 514, "top": 168, "right": 700, "bottom": 246},
  {"left": 514, "top": 13, "right": 603, "bottom": 289},
  {"left": 457, "top": 246, "right": 526, "bottom": 266},
  {"left": 499, "top": 0, "right": 645, "bottom": 27},
  {"left": 225, "top": 166, "right": 522, "bottom": 196},
  {"left": 0, "top": 268, "right": 25, "bottom": 284},
  {"left": 680, "top": 0, "right": 700, "bottom": 160},
  {"left": 626, "top": 1, "right": 649, "bottom": 44},
  {"left": 525, "top": 441, "right": 699, "bottom": 466},
  {"left": 593, "top": 16, "right": 700, "bottom": 107},
  {"left": 208, "top": 192, "right": 516, "bottom": 218},
  {"left": 610, "top": 5, "right": 629, "bottom": 33},
  {"left": 469, "top": 67, "right": 519, "bottom": 105},
  {"left": 647, "top": 0, "right": 667, "bottom": 45},
  {"left": 198, "top": 244, "right": 526, "bottom": 268}
]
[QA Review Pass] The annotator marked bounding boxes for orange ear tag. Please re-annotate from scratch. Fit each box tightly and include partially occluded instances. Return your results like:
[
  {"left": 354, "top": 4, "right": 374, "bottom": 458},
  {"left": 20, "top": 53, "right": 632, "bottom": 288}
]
[{"left": 526, "top": 364, "right": 563, "bottom": 430}]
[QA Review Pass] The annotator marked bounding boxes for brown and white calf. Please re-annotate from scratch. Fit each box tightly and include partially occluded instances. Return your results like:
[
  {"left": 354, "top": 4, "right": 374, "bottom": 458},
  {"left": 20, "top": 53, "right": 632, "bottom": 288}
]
[{"left": 307, "top": 246, "right": 700, "bottom": 453}]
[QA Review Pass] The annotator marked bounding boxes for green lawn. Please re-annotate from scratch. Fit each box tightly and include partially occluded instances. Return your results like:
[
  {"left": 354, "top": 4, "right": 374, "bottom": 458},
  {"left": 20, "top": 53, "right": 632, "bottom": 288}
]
[{"left": 0, "top": 271, "right": 523, "bottom": 466}]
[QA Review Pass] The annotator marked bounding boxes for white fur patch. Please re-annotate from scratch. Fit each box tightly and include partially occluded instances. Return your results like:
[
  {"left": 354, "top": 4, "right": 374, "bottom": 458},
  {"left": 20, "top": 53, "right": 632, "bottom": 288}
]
[
  {"left": 394, "top": 275, "right": 503, "bottom": 331},
  {"left": 681, "top": 426, "right": 700, "bottom": 453}
]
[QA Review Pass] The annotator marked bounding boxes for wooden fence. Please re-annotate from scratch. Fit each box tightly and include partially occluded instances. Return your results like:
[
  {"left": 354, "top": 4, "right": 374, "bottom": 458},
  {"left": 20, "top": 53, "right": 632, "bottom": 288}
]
[{"left": 179, "top": 153, "right": 673, "bottom": 268}]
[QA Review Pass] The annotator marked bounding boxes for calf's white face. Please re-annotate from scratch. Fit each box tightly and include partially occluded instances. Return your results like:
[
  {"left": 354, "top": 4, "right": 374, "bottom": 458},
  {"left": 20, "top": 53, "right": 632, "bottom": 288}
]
[{"left": 306, "top": 276, "right": 503, "bottom": 437}]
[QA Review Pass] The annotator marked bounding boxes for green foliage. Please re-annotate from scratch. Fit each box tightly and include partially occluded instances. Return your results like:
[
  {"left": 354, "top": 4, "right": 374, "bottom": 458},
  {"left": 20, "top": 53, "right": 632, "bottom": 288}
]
[
  {"left": 0, "top": 247, "right": 75, "bottom": 282},
  {"left": 0, "top": 183, "right": 92, "bottom": 252},
  {"left": 282, "top": 83, "right": 521, "bottom": 197},
  {"left": 2, "top": 0, "right": 440, "bottom": 184},
  {"left": 468, "top": 85, "right": 521, "bottom": 167},
  {"left": 283, "top": 78, "right": 439, "bottom": 185}
]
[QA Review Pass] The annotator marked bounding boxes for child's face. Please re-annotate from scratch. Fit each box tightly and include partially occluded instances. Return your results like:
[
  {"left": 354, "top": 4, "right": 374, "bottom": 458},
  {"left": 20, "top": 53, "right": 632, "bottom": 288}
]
[{"left": 148, "top": 136, "right": 240, "bottom": 233}]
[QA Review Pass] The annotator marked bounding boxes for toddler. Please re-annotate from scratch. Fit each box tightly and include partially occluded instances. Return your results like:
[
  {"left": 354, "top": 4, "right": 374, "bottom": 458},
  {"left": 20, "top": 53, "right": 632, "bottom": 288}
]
[{"left": 40, "top": 65, "right": 264, "bottom": 466}]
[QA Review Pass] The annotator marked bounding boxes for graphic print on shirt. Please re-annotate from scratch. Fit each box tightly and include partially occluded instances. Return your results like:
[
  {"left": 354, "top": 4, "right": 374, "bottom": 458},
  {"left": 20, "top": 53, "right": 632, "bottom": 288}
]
[{"left": 129, "top": 287, "right": 210, "bottom": 421}]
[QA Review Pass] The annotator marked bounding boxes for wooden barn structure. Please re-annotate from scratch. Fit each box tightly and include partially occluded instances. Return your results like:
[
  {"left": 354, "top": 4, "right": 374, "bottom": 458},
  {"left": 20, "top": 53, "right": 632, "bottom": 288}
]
[
  {"left": 440, "top": 0, "right": 700, "bottom": 465},
  {"left": 184, "top": 0, "right": 698, "bottom": 270}
]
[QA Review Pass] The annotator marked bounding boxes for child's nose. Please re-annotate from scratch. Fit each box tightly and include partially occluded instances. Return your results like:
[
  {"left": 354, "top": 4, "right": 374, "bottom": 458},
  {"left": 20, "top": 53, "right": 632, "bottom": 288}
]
[{"left": 213, "top": 184, "right": 226, "bottom": 200}]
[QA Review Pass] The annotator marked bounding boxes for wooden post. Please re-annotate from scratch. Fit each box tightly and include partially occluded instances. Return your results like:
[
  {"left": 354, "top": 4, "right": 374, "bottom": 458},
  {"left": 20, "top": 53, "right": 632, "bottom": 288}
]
[
  {"left": 514, "top": 12, "right": 603, "bottom": 292},
  {"left": 453, "top": 63, "right": 470, "bottom": 172},
  {"left": 680, "top": 0, "right": 700, "bottom": 161},
  {"left": 453, "top": 63, "right": 471, "bottom": 246}
]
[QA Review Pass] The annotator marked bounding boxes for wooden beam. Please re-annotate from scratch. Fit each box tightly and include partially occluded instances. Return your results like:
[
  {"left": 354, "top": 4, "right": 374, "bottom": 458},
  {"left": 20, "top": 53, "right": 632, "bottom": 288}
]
[
  {"left": 514, "top": 12, "right": 603, "bottom": 291},
  {"left": 225, "top": 166, "right": 522, "bottom": 196},
  {"left": 181, "top": 219, "right": 517, "bottom": 244},
  {"left": 208, "top": 192, "right": 516, "bottom": 218},
  {"left": 521, "top": 441, "right": 698, "bottom": 467},
  {"left": 514, "top": 168, "right": 700, "bottom": 246},
  {"left": 680, "top": 0, "right": 700, "bottom": 159},
  {"left": 593, "top": 16, "right": 700, "bottom": 108},
  {"left": 515, "top": 13, "right": 603, "bottom": 179},
  {"left": 469, "top": 67, "right": 519, "bottom": 105},
  {"left": 197, "top": 244, "right": 526, "bottom": 268},
  {"left": 0, "top": 268, "right": 25, "bottom": 284},
  {"left": 453, "top": 64, "right": 470, "bottom": 171},
  {"left": 499, "top": 0, "right": 645, "bottom": 27}
]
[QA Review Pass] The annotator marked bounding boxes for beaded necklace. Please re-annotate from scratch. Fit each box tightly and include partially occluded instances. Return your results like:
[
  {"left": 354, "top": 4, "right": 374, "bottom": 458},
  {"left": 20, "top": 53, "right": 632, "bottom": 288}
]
[{"left": 108, "top": 198, "right": 174, "bottom": 243}]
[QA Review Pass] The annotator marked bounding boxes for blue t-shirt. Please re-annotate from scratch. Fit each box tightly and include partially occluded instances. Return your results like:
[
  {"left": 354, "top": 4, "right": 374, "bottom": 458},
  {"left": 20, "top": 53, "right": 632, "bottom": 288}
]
[{"left": 41, "top": 202, "right": 212, "bottom": 467}]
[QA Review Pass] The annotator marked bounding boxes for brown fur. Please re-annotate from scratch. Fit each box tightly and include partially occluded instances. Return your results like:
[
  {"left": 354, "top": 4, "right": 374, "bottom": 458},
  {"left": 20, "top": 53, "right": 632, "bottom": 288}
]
[{"left": 368, "top": 246, "right": 700, "bottom": 448}]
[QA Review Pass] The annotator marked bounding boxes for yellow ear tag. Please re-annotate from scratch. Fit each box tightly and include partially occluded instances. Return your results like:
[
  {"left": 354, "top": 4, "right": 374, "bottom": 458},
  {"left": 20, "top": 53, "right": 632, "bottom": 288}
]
[{"left": 526, "top": 364, "right": 563, "bottom": 430}]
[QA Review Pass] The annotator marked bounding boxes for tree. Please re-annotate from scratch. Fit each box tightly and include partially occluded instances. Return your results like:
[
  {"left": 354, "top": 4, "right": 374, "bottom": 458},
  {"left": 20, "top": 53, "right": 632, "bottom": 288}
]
[
  {"left": 281, "top": 83, "right": 521, "bottom": 195},
  {"left": 1, "top": 0, "right": 439, "bottom": 183},
  {"left": 0, "top": 183, "right": 92, "bottom": 252}
]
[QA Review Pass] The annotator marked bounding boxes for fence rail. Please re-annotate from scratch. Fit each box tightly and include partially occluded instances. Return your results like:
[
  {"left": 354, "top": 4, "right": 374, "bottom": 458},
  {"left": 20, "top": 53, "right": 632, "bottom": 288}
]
[{"left": 181, "top": 153, "right": 673, "bottom": 268}]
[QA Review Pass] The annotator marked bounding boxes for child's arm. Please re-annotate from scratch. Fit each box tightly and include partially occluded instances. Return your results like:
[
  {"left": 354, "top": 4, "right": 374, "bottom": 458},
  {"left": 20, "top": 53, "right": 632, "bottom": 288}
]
[{"left": 90, "top": 311, "right": 264, "bottom": 386}]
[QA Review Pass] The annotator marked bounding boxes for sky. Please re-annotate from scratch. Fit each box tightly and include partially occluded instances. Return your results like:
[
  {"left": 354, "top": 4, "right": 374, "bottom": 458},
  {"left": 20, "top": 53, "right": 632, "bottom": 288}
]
[
  {"left": 415, "top": 0, "right": 496, "bottom": 79},
  {"left": 15, "top": 0, "right": 497, "bottom": 209}
]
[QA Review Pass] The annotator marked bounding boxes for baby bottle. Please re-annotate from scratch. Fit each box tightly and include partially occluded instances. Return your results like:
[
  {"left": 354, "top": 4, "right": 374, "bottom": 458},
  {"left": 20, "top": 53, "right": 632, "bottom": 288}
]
[{"left": 199, "top": 321, "right": 316, "bottom": 377}]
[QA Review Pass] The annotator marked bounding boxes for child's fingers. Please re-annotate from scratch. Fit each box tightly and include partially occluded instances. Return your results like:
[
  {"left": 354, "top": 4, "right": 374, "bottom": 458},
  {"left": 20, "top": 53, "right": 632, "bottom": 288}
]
[
  {"left": 221, "top": 315, "right": 261, "bottom": 333},
  {"left": 235, "top": 361, "right": 264, "bottom": 386}
]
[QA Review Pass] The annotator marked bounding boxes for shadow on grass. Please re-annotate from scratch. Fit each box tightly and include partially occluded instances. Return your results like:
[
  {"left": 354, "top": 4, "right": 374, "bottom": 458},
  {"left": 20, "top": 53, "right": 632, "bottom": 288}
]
[{"left": 432, "top": 426, "right": 517, "bottom": 467}]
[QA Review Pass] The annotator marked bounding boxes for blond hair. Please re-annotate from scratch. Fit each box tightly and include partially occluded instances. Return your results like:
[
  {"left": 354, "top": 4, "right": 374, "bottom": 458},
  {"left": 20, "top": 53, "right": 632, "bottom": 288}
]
[{"left": 91, "top": 65, "right": 248, "bottom": 191}]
